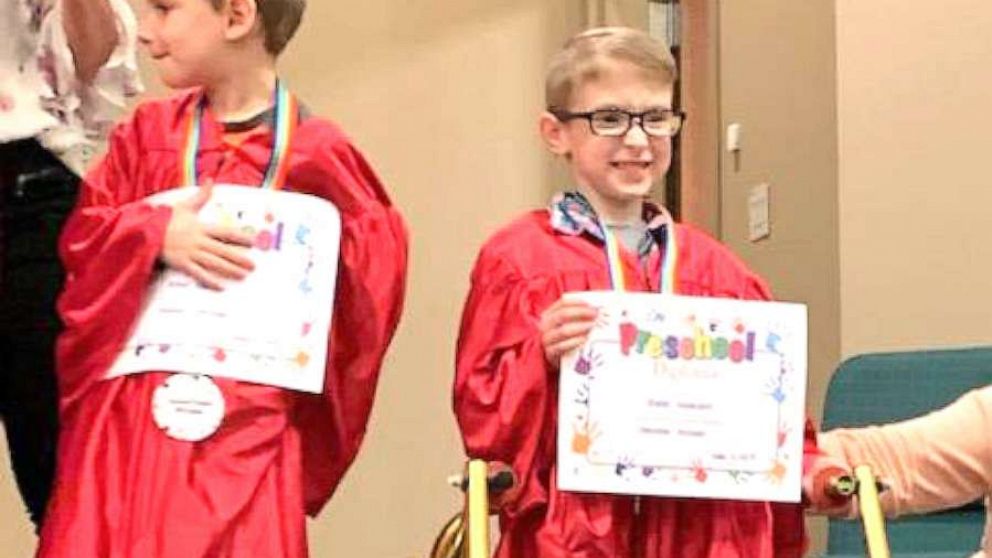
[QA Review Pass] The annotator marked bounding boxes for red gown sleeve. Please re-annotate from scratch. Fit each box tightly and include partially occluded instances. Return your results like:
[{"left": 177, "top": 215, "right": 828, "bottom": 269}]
[
  {"left": 292, "top": 130, "right": 408, "bottom": 516},
  {"left": 56, "top": 116, "right": 173, "bottom": 406},
  {"left": 453, "top": 246, "right": 558, "bottom": 516}
]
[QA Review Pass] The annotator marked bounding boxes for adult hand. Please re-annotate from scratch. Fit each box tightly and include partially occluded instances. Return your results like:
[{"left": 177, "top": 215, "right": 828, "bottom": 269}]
[
  {"left": 160, "top": 181, "right": 255, "bottom": 291},
  {"left": 61, "top": 0, "right": 120, "bottom": 83},
  {"left": 539, "top": 298, "right": 598, "bottom": 368}
]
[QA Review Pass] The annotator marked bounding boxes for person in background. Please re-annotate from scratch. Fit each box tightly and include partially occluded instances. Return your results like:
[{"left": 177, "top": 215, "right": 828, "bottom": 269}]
[{"left": 0, "top": 0, "right": 140, "bottom": 530}]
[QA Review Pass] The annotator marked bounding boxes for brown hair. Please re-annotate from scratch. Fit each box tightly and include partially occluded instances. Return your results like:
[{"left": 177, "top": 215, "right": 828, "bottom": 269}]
[
  {"left": 209, "top": 0, "right": 306, "bottom": 55},
  {"left": 546, "top": 27, "right": 677, "bottom": 110}
]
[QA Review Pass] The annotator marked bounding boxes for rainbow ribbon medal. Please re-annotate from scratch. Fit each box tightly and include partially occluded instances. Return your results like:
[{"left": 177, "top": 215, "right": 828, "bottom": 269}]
[
  {"left": 180, "top": 79, "right": 298, "bottom": 190},
  {"left": 160, "top": 80, "right": 298, "bottom": 443},
  {"left": 601, "top": 206, "right": 678, "bottom": 293}
]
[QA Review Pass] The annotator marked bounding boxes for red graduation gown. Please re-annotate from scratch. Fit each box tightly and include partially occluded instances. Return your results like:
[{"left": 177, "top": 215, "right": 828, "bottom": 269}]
[
  {"left": 38, "top": 92, "right": 408, "bottom": 558},
  {"left": 453, "top": 210, "right": 812, "bottom": 558}
]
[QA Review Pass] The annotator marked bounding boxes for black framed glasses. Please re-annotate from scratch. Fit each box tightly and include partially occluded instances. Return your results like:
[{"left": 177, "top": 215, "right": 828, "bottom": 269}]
[{"left": 551, "top": 108, "right": 686, "bottom": 138}]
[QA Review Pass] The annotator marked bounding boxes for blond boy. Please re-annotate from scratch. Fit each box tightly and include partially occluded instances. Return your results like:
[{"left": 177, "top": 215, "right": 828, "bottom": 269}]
[{"left": 454, "top": 27, "right": 813, "bottom": 557}]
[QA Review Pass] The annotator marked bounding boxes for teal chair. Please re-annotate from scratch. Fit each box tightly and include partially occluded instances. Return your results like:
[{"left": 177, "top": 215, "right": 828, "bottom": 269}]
[{"left": 821, "top": 347, "right": 992, "bottom": 558}]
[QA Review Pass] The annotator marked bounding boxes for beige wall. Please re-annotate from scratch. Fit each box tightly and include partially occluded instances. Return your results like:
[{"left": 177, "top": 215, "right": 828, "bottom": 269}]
[
  {"left": 836, "top": 0, "right": 992, "bottom": 357},
  {"left": 284, "top": 2, "right": 585, "bottom": 556},
  {"left": 0, "top": 433, "right": 31, "bottom": 553}
]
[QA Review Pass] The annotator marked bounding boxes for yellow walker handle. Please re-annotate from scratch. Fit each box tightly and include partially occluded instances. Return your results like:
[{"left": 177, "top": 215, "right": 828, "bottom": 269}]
[
  {"left": 432, "top": 461, "right": 515, "bottom": 558},
  {"left": 465, "top": 460, "right": 491, "bottom": 558},
  {"left": 855, "top": 464, "right": 891, "bottom": 558}
]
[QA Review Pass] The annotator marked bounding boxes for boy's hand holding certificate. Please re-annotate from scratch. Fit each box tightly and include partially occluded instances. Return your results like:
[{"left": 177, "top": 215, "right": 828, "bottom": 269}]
[{"left": 107, "top": 185, "right": 341, "bottom": 394}]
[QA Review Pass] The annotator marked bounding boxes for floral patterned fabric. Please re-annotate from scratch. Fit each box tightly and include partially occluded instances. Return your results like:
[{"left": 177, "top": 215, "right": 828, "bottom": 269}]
[
  {"left": 549, "top": 190, "right": 674, "bottom": 257},
  {"left": 1, "top": 0, "right": 141, "bottom": 174}
]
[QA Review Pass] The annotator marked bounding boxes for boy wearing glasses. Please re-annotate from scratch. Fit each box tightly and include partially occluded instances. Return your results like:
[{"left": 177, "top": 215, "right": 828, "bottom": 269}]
[
  {"left": 37, "top": 0, "right": 407, "bottom": 556},
  {"left": 453, "top": 27, "right": 812, "bottom": 557}
]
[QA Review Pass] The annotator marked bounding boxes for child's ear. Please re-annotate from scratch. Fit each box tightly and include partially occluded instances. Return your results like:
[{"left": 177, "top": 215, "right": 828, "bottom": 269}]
[
  {"left": 539, "top": 111, "right": 571, "bottom": 157},
  {"left": 224, "top": 0, "right": 260, "bottom": 43}
]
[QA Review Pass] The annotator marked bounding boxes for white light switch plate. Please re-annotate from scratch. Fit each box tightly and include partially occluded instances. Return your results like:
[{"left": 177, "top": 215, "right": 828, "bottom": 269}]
[
  {"left": 726, "top": 123, "right": 741, "bottom": 152},
  {"left": 748, "top": 183, "right": 770, "bottom": 242}
]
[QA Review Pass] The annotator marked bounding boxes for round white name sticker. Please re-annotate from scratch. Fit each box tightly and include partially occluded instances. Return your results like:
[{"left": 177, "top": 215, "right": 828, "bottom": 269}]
[{"left": 152, "top": 374, "right": 225, "bottom": 442}]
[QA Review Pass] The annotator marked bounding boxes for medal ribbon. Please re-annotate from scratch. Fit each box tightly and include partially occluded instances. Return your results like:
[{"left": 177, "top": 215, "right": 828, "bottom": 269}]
[
  {"left": 180, "top": 79, "right": 297, "bottom": 190},
  {"left": 601, "top": 207, "right": 678, "bottom": 293}
]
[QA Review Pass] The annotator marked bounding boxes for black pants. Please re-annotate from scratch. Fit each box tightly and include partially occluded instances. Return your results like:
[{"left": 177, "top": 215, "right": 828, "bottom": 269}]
[{"left": 0, "top": 138, "right": 77, "bottom": 530}]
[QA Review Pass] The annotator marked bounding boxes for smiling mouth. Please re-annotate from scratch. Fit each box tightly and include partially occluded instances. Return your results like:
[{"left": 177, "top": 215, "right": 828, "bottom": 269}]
[{"left": 611, "top": 162, "right": 652, "bottom": 169}]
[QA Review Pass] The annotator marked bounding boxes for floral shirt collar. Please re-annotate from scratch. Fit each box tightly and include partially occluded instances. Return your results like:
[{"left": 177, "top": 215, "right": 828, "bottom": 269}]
[{"left": 549, "top": 191, "right": 673, "bottom": 256}]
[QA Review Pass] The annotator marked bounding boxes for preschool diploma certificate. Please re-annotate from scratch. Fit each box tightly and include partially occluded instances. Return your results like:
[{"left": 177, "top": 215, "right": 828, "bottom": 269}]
[
  {"left": 106, "top": 186, "right": 341, "bottom": 393},
  {"left": 557, "top": 291, "right": 807, "bottom": 503}
]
